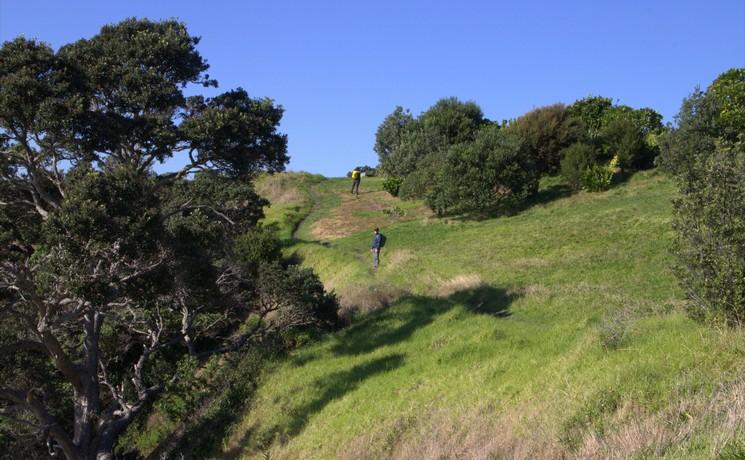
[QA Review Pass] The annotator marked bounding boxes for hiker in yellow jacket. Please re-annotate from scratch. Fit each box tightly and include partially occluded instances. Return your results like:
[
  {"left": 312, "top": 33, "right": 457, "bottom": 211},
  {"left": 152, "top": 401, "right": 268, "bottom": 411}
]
[{"left": 350, "top": 167, "right": 361, "bottom": 195}]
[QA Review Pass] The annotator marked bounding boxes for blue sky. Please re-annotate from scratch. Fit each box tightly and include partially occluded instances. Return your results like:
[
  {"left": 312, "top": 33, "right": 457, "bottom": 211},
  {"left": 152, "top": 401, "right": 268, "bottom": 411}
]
[{"left": 1, "top": 1, "right": 743, "bottom": 177}]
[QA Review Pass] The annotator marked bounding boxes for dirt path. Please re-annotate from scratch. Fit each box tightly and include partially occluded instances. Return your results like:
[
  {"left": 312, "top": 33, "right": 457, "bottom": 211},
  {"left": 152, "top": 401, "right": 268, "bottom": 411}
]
[{"left": 301, "top": 180, "right": 431, "bottom": 241}]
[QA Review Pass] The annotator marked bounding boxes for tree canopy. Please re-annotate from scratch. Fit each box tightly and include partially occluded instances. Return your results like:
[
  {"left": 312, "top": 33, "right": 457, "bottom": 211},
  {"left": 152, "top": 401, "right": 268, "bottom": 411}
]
[
  {"left": 503, "top": 103, "right": 584, "bottom": 175},
  {"left": 0, "top": 19, "right": 336, "bottom": 460},
  {"left": 659, "top": 68, "right": 745, "bottom": 325}
]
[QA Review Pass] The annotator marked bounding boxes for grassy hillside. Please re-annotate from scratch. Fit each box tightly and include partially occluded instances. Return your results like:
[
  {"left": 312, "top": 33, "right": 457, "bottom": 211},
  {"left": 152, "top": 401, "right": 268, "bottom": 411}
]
[{"left": 224, "top": 172, "right": 744, "bottom": 459}]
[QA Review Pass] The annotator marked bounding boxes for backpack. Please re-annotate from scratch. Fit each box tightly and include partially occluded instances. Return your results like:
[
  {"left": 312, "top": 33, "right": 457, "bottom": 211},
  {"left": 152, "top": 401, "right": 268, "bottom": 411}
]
[
  {"left": 352, "top": 170, "right": 360, "bottom": 180},
  {"left": 379, "top": 233, "right": 386, "bottom": 248}
]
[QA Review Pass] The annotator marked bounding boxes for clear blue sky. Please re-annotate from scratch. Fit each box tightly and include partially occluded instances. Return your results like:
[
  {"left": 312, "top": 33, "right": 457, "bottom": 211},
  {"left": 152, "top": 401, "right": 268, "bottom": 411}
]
[{"left": 1, "top": 1, "right": 743, "bottom": 177}]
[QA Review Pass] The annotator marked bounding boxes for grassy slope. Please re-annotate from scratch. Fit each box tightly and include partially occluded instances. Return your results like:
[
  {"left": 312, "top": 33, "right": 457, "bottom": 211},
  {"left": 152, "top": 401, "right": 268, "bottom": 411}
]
[{"left": 224, "top": 172, "right": 744, "bottom": 459}]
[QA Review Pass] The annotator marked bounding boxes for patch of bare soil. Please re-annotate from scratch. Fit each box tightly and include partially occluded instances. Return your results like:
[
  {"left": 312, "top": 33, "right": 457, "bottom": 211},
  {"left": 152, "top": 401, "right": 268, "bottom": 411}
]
[{"left": 311, "top": 190, "right": 430, "bottom": 240}]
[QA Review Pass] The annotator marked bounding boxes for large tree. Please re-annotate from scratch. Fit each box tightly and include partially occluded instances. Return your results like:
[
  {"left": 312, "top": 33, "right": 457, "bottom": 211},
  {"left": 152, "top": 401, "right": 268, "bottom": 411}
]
[
  {"left": 374, "top": 106, "right": 413, "bottom": 175},
  {"left": 0, "top": 19, "right": 331, "bottom": 459},
  {"left": 375, "top": 97, "right": 486, "bottom": 178},
  {"left": 660, "top": 68, "right": 745, "bottom": 325}
]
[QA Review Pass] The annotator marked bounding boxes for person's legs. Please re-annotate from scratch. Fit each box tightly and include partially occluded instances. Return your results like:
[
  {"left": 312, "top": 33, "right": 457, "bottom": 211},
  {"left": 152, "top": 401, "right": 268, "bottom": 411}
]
[
  {"left": 353, "top": 179, "right": 360, "bottom": 195},
  {"left": 372, "top": 249, "right": 379, "bottom": 269}
]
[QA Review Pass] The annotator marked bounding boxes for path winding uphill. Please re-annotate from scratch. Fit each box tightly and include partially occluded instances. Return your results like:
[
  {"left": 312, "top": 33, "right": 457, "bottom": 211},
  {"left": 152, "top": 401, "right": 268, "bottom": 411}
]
[
  {"left": 300, "top": 176, "right": 431, "bottom": 241},
  {"left": 227, "top": 171, "right": 745, "bottom": 459}
]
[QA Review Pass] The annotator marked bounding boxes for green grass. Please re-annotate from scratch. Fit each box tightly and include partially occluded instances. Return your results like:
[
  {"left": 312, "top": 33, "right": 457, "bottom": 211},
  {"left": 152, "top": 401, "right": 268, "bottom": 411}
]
[
  {"left": 255, "top": 171, "right": 326, "bottom": 239},
  {"left": 220, "top": 170, "right": 745, "bottom": 459}
]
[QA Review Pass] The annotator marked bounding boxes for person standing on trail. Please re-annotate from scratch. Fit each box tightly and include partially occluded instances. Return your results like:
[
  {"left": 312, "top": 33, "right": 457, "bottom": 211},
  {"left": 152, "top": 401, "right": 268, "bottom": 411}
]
[
  {"left": 350, "top": 167, "right": 361, "bottom": 195},
  {"left": 371, "top": 227, "right": 385, "bottom": 270}
]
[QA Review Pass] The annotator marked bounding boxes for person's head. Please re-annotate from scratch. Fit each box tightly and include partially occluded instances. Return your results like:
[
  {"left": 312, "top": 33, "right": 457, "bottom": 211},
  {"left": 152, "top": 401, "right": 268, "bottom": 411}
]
[{"left": 374, "top": 227, "right": 379, "bottom": 234}]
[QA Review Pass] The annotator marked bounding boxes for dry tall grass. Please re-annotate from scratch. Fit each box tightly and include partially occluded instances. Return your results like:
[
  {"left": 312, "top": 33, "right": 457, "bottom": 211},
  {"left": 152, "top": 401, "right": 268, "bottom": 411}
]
[{"left": 332, "top": 378, "right": 744, "bottom": 459}]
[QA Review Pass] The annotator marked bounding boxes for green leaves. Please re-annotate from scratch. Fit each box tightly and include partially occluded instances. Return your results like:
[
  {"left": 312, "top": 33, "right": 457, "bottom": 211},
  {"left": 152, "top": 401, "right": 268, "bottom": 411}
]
[
  {"left": 504, "top": 103, "right": 584, "bottom": 175},
  {"left": 664, "top": 68, "right": 745, "bottom": 325},
  {"left": 375, "top": 98, "right": 486, "bottom": 178},
  {"left": 181, "top": 89, "right": 288, "bottom": 175},
  {"left": 710, "top": 68, "right": 745, "bottom": 141},
  {"left": 426, "top": 126, "right": 538, "bottom": 216},
  {"left": 0, "top": 19, "right": 296, "bottom": 457}
]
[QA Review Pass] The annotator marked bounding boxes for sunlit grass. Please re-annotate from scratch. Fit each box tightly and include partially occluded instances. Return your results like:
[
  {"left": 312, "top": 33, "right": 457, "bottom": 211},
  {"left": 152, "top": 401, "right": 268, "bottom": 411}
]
[{"left": 222, "top": 170, "right": 745, "bottom": 459}]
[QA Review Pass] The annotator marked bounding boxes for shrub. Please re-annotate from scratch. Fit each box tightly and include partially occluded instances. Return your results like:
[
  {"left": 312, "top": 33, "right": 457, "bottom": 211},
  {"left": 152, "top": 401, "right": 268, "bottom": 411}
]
[
  {"left": 375, "top": 98, "right": 485, "bottom": 177},
  {"left": 398, "top": 152, "right": 446, "bottom": 200},
  {"left": 382, "top": 177, "right": 403, "bottom": 197},
  {"left": 257, "top": 262, "right": 340, "bottom": 333},
  {"left": 581, "top": 155, "right": 618, "bottom": 192},
  {"left": 234, "top": 223, "right": 281, "bottom": 268},
  {"left": 672, "top": 140, "right": 745, "bottom": 325},
  {"left": 665, "top": 68, "right": 745, "bottom": 325},
  {"left": 598, "top": 117, "right": 647, "bottom": 169},
  {"left": 503, "top": 103, "right": 585, "bottom": 175},
  {"left": 424, "top": 126, "right": 538, "bottom": 216},
  {"left": 560, "top": 143, "right": 598, "bottom": 190}
]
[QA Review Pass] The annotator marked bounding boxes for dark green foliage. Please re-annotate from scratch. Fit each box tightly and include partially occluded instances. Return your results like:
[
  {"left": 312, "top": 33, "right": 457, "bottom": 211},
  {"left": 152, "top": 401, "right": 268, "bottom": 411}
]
[
  {"left": 672, "top": 140, "right": 745, "bottom": 325},
  {"left": 568, "top": 96, "right": 614, "bottom": 138},
  {"left": 257, "top": 263, "right": 339, "bottom": 333},
  {"left": 375, "top": 98, "right": 485, "bottom": 178},
  {"left": 560, "top": 143, "right": 598, "bottom": 190},
  {"left": 382, "top": 177, "right": 403, "bottom": 197},
  {"left": 418, "top": 97, "right": 485, "bottom": 146},
  {"left": 598, "top": 117, "right": 647, "bottom": 169},
  {"left": 115, "top": 349, "right": 265, "bottom": 459},
  {"left": 234, "top": 224, "right": 282, "bottom": 269},
  {"left": 398, "top": 151, "right": 446, "bottom": 201},
  {"left": 504, "top": 103, "right": 584, "bottom": 175},
  {"left": 569, "top": 96, "right": 663, "bottom": 171},
  {"left": 663, "top": 68, "right": 745, "bottom": 325},
  {"left": 709, "top": 68, "right": 745, "bottom": 141},
  {"left": 424, "top": 126, "right": 538, "bottom": 216},
  {"left": 374, "top": 106, "right": 414, "bottom": 174},
  {"left": 0, "top": 19, "right": 332, "bottom": 458},
  {"left": 386, "top": 126, "right": 444, "bottom": 178},
  {"left": 655, "top": 89, "right": 720, "bottom": 175},
  {"left": 180, "top": 89, "right": 288, "bottom": 176},
  {"left": 600, "top": 107, "right": 663, "bottom": 169}
]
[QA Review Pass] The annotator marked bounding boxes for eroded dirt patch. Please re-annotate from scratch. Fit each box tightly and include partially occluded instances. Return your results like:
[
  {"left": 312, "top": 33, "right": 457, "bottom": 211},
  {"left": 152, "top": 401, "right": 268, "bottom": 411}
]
[{"left": 311, "top": 190, "right": 430, "bottom": 240}]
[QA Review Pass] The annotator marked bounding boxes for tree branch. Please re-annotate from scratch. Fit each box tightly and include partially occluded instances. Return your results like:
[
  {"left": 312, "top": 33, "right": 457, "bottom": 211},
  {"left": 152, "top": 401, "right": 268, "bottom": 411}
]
[
  {"left": 0, "top": 388, "right": 80, "bottom": 460},
  {"left": 160, "top": 204, "right": 236, "bottom": 225}
]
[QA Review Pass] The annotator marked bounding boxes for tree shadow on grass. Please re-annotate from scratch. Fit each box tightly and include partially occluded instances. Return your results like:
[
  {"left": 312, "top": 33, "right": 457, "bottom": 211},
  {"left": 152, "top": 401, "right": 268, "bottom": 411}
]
[
  {"left": 331, "top": 285, "right": 520, "bottom": 356},
  {"left": 211, "top": 285, "right": 517, "bottom": 458},
  {"left": 218, "top": 353, "right": 405, "bottom": 458},
  {"left": 449, "top": 285, "right": 515, "bottom": 317}
]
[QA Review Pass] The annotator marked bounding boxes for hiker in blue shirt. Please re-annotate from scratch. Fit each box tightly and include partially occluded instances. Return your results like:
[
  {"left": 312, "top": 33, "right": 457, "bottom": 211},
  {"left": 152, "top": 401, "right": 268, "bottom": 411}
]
[{"left": 371, "top": 227, "right": 385, "bottom": 270}]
